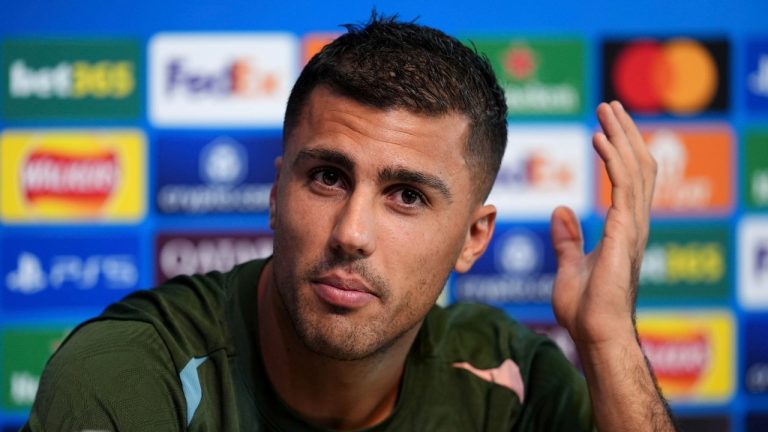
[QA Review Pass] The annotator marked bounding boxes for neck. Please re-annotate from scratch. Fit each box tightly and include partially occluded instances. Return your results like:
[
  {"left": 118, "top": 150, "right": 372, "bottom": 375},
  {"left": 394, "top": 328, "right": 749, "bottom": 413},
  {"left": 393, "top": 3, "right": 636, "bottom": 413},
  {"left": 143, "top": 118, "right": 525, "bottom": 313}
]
[{"left": 257, "top": 260, "right": 418, "bottom": 431}]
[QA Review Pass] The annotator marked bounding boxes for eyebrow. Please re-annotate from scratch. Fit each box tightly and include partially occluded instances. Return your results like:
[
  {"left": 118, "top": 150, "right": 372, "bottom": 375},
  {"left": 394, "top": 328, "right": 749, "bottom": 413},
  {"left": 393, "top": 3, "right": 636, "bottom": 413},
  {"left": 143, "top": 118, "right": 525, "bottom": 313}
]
[
  {"left": 294, "top": 148, "right": 355, "bottom": 175},
  {"left": 379, "top": 166, "right": 453, "bottom": 202}
]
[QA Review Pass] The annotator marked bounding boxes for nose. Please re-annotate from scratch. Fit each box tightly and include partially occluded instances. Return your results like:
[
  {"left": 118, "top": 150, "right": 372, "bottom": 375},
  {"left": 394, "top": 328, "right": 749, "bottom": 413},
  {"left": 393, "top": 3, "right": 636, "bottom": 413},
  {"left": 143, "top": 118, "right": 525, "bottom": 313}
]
[{"left": 330, "top": 191, "right": 376, "bottom": 258}]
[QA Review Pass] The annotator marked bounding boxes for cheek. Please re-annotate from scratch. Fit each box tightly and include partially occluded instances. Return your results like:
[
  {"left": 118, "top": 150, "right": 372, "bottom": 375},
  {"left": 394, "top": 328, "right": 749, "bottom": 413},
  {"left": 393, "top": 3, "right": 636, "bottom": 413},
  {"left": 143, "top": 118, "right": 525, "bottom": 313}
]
[
  {"left": 273, "top": 184, "right": 330, "bottom": 257},
  {"left": 383, "top": 216, "right": 465, "bottom": 295},
  {"left": 385, "top": 214, "right": 466, "bottom": 263}
]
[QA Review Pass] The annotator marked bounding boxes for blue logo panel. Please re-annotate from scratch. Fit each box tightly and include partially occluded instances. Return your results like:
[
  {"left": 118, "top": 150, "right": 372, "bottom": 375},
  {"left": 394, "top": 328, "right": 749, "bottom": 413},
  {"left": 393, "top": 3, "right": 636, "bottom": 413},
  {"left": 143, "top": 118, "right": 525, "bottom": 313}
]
[
  {"left": 747, "top": 39, "right": 768, "bottom": 112},
  {"left": 452, "top": 223, "right": 562, "bottom": 305},
  {"left": 744, "top": 314, "right": 768, "bottom": 394},
  {"left": 155, "top": 134, "right": 282, "bottom": 214},
  {"left": 1, "top": 232, "right": 141, "bottom": 311}
]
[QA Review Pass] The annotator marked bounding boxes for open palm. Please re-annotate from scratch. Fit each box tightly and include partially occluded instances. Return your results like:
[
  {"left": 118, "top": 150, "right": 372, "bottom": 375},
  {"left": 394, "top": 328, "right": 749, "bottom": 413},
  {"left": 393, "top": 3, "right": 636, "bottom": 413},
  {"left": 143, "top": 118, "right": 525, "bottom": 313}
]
[{"left": 550, "top": 101, "right": 657, "bottom": 347}]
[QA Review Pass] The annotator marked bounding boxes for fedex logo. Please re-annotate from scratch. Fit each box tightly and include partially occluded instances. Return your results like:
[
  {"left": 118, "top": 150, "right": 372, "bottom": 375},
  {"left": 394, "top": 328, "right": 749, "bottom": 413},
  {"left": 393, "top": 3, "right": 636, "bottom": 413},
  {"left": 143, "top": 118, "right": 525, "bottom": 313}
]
[
  {"left": 149, "top": 33, "right": 297, "bottom": 127},
  {"left": 488, "top": 125, "right": 589, "bottom": 220},
  {"left": 165, "top": 58, "right": 278, "bottom": 98},
  {"left": 495, "top": 151, "right": 574, "bottom": 189}
]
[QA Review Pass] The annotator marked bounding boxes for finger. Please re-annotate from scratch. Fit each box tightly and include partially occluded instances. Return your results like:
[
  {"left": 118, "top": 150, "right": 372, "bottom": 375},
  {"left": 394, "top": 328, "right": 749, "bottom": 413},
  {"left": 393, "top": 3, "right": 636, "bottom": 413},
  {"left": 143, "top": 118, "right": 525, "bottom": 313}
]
[
  {"left": 550, "top": 206, "right": 584, "bottom": 267},
  {"left": 593, "top": 130, "right": 632, "bottom": 213},
  {"left": 609, "top": 102, "right": 655, "bottom": 253},
  {"left": 605, "top": 102, "right": 648, "bottom": 245},
  {"left": 610, "top": 101, "right": 657, "bottom": 207},
  {"left": 598, "top": 103, "right": 644, "bottom": 214}
]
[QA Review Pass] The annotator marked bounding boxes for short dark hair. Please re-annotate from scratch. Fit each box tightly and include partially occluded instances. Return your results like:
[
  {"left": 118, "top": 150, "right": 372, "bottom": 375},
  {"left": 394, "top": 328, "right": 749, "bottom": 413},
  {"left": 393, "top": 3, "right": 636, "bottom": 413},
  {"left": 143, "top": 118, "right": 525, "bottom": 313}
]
[{"left": 283, "top": 13, "right": 508, "bottom": 202}]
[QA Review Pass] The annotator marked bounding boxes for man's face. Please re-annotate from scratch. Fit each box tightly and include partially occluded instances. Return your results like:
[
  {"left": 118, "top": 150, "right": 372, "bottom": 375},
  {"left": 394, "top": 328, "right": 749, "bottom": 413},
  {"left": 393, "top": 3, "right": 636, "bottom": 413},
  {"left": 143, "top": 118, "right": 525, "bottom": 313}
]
[{"left": 270, "top": 86, "right": 492, "bottom": 361}]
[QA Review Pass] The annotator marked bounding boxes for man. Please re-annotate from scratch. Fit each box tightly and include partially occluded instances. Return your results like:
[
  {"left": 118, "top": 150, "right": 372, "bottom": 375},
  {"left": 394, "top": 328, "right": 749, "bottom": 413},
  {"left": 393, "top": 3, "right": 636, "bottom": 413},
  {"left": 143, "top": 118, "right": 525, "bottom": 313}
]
[{"left": 24, "top": 15, "right": 676, "bottom": 431}]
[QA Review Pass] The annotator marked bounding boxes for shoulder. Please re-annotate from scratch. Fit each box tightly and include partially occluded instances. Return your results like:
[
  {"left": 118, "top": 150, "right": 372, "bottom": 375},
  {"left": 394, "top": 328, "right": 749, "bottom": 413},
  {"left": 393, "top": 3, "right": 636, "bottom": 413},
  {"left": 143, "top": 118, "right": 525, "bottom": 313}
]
[
  {"left": 25, "top": 258, "right": 268, "bottom": 431},
  {"left": 94, "top": 258, "right": 266, "bottom": 365},
  {"left": 26, "top": 320, "right": 186, "bottom": 431}
]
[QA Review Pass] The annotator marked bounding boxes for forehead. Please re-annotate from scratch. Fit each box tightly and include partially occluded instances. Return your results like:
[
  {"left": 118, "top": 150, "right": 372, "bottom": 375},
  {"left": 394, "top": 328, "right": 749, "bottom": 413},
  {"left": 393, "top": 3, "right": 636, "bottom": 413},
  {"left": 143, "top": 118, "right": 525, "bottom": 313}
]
[{"left": 285, "top": 87, "right": 471, "bottom": 176}]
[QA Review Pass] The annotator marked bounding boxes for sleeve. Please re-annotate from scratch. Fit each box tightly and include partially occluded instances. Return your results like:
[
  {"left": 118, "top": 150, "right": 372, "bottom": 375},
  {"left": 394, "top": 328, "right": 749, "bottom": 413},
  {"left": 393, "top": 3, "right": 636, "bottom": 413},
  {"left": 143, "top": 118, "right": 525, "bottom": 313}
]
[
  {"left": 514, "top": 341, "right": 595, "bottom": 432},
  {"left": 21, "top": 320, "right": 187, "bottom": 432}
]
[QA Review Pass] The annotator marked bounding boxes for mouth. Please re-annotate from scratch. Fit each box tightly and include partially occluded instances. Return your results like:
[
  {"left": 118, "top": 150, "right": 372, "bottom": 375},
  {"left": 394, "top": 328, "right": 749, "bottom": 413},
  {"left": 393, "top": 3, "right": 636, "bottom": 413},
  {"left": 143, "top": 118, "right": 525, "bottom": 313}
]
[{"left": 310, "top": 273, "right": 378, "bottom": 310}]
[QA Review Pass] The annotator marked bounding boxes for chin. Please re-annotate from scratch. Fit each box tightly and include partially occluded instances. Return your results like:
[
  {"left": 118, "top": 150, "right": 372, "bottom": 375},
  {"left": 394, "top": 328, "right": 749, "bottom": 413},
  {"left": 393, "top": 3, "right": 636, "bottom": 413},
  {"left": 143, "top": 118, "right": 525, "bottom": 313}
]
[{"left": 292, "top": 307, "right": 388, "bottom": 361}]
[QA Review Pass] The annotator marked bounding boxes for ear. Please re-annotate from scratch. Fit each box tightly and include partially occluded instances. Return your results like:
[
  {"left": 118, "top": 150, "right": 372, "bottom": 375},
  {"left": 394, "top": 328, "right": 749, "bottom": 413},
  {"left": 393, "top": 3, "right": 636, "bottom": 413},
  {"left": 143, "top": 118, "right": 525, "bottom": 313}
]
[
  {"left": 269, "top": 156, "right": 283, "bottom": 230},
  {"left": 454, "top": 204, "right": 496, "bottom": 273}
]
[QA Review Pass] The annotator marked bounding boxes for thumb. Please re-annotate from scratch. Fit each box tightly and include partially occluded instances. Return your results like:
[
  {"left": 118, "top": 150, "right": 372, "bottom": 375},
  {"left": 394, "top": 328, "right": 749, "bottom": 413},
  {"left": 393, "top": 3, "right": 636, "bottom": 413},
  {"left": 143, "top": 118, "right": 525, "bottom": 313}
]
[{"left": 550, "top": 206, "right": 584, "bottom": 266}]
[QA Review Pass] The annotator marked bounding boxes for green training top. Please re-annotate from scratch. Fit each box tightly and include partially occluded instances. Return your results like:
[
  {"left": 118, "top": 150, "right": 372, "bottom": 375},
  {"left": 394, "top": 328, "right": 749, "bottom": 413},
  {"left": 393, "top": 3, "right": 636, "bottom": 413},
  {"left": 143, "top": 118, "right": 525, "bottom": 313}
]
[{"left": 23, "top": 258, "right": 593, "bottom": 431}]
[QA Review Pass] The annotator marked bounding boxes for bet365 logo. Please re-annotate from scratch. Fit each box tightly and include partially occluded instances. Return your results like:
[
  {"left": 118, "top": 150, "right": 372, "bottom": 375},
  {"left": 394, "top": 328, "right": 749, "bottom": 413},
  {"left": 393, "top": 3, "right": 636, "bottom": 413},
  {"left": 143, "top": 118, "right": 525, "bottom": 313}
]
[{"left": 2, "top": 39, "right": 141, "bottom": 119}]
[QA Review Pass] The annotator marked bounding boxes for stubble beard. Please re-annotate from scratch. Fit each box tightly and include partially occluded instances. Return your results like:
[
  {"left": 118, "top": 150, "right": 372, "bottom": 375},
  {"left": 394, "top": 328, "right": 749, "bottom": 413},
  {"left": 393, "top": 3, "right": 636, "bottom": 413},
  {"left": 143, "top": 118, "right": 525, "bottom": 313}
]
[{"left": 271, "top": 250, "right": 428, "bottom": 362}]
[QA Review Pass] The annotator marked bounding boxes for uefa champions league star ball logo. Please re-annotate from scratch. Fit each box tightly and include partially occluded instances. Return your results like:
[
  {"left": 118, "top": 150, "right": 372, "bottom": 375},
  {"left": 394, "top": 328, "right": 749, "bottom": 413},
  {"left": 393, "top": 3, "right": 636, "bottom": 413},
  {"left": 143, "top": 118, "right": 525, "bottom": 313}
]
[
  {"left": 495, "top": 229, "right": 543, "bottom": 275},
  {"left": 199, "top": 137, "right": 247, "bottom": 186}
]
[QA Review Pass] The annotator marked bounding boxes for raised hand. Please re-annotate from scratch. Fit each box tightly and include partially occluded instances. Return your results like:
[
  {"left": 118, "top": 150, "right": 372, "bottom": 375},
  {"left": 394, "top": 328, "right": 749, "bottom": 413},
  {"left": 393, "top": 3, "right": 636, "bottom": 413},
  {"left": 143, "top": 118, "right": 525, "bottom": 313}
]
[
  {"left": 548, "top": 101, "right": 676, "bottom": 431},
  {"left": 550, "top": 101, "right": 656, "bottom": 347}
]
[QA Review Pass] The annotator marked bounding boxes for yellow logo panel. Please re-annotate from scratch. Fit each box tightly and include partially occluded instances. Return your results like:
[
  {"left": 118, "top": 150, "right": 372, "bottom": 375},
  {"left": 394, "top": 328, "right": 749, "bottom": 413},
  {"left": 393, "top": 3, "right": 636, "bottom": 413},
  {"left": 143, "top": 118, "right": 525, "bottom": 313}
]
[
  {"left": 1, "top": 129, "right": 146, "bottom": 222},
  {"left": 637, "top": 310, "right": 735, "bottom": 403}
]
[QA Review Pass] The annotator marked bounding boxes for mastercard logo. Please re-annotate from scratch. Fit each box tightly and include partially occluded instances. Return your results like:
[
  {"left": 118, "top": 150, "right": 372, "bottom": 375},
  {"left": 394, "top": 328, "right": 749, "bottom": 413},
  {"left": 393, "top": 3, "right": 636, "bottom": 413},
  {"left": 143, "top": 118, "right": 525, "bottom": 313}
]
[{"left": 603, "top": 38, "right": 729, "bottom": 115}]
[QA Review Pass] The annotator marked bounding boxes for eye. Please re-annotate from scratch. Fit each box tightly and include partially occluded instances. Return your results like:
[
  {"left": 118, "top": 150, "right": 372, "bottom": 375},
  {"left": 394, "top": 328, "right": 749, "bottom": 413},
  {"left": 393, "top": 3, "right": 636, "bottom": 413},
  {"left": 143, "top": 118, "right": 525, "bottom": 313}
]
[
  {"left": 310, "top": 167, "right": 345, "bottom": 189},
  {"left": 400, "top": 188, "right": 421, "bottom": 205},
  {"left": 393, "top": 187, "right": 427, "bottom": 208}
]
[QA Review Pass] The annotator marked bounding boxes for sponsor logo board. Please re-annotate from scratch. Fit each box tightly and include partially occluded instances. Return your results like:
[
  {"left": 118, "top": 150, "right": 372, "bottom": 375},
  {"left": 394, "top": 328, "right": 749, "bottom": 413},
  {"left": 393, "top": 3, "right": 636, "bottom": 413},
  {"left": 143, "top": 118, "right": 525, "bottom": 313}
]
[
  {"left": 488, "top": 125, "right": 590, "bottom": 220},
  {"left": 149, "top": 33, "right": 297, "bottom": 127},
  {"left": 744, "top": 314, "right": 768, "bottom": 394},
  {"left": 639, "top": 224, "right": 729, "bottom": 301},
  {"left": 739, "top": 217, "right": 768, "bottom": 309},
  {"left": 746, "top": 39, "right": 768, "bottom": 112},
  {"left": 745, "top": 131, "right": 768, "bottom": 209},
  {"left": 155, "top": 135, "right": 281, "bottom": 214},
  {"left": 597, "top": 125, "right": 733, "bottom": 216},
  {"left": 1, "top": 326, "right": 71, "bottom": 410},
  {"left": 637, "top": 310, "right": 734, "bottom": 402},
  {"left": 155, "top": 232, "right": 273, "bottom": 283},
  {"left": 451, "top": 224, "right": 568, "bottom": 304},
  {"left": 1, "top": 232, "right": 141, "bottom": 310},
  {"left": 472, "top": 38, "right": 585, "bottom": 116},
  {"left": 0, "top": 129, "right": 146, "bottom": 222},
  {"left": 602, "top": 38, "right": 729, "bottom": 115},
  {"left": 2, "top": 39, "right": 140, "bottom": 119}
]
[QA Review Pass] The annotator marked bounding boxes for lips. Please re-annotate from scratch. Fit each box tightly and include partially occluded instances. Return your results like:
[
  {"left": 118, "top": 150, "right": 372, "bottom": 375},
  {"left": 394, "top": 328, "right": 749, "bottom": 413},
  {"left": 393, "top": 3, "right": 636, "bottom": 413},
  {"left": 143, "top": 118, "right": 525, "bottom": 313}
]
[{"left": 311, "top": 274, "right": 378, "bottom": 309}]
